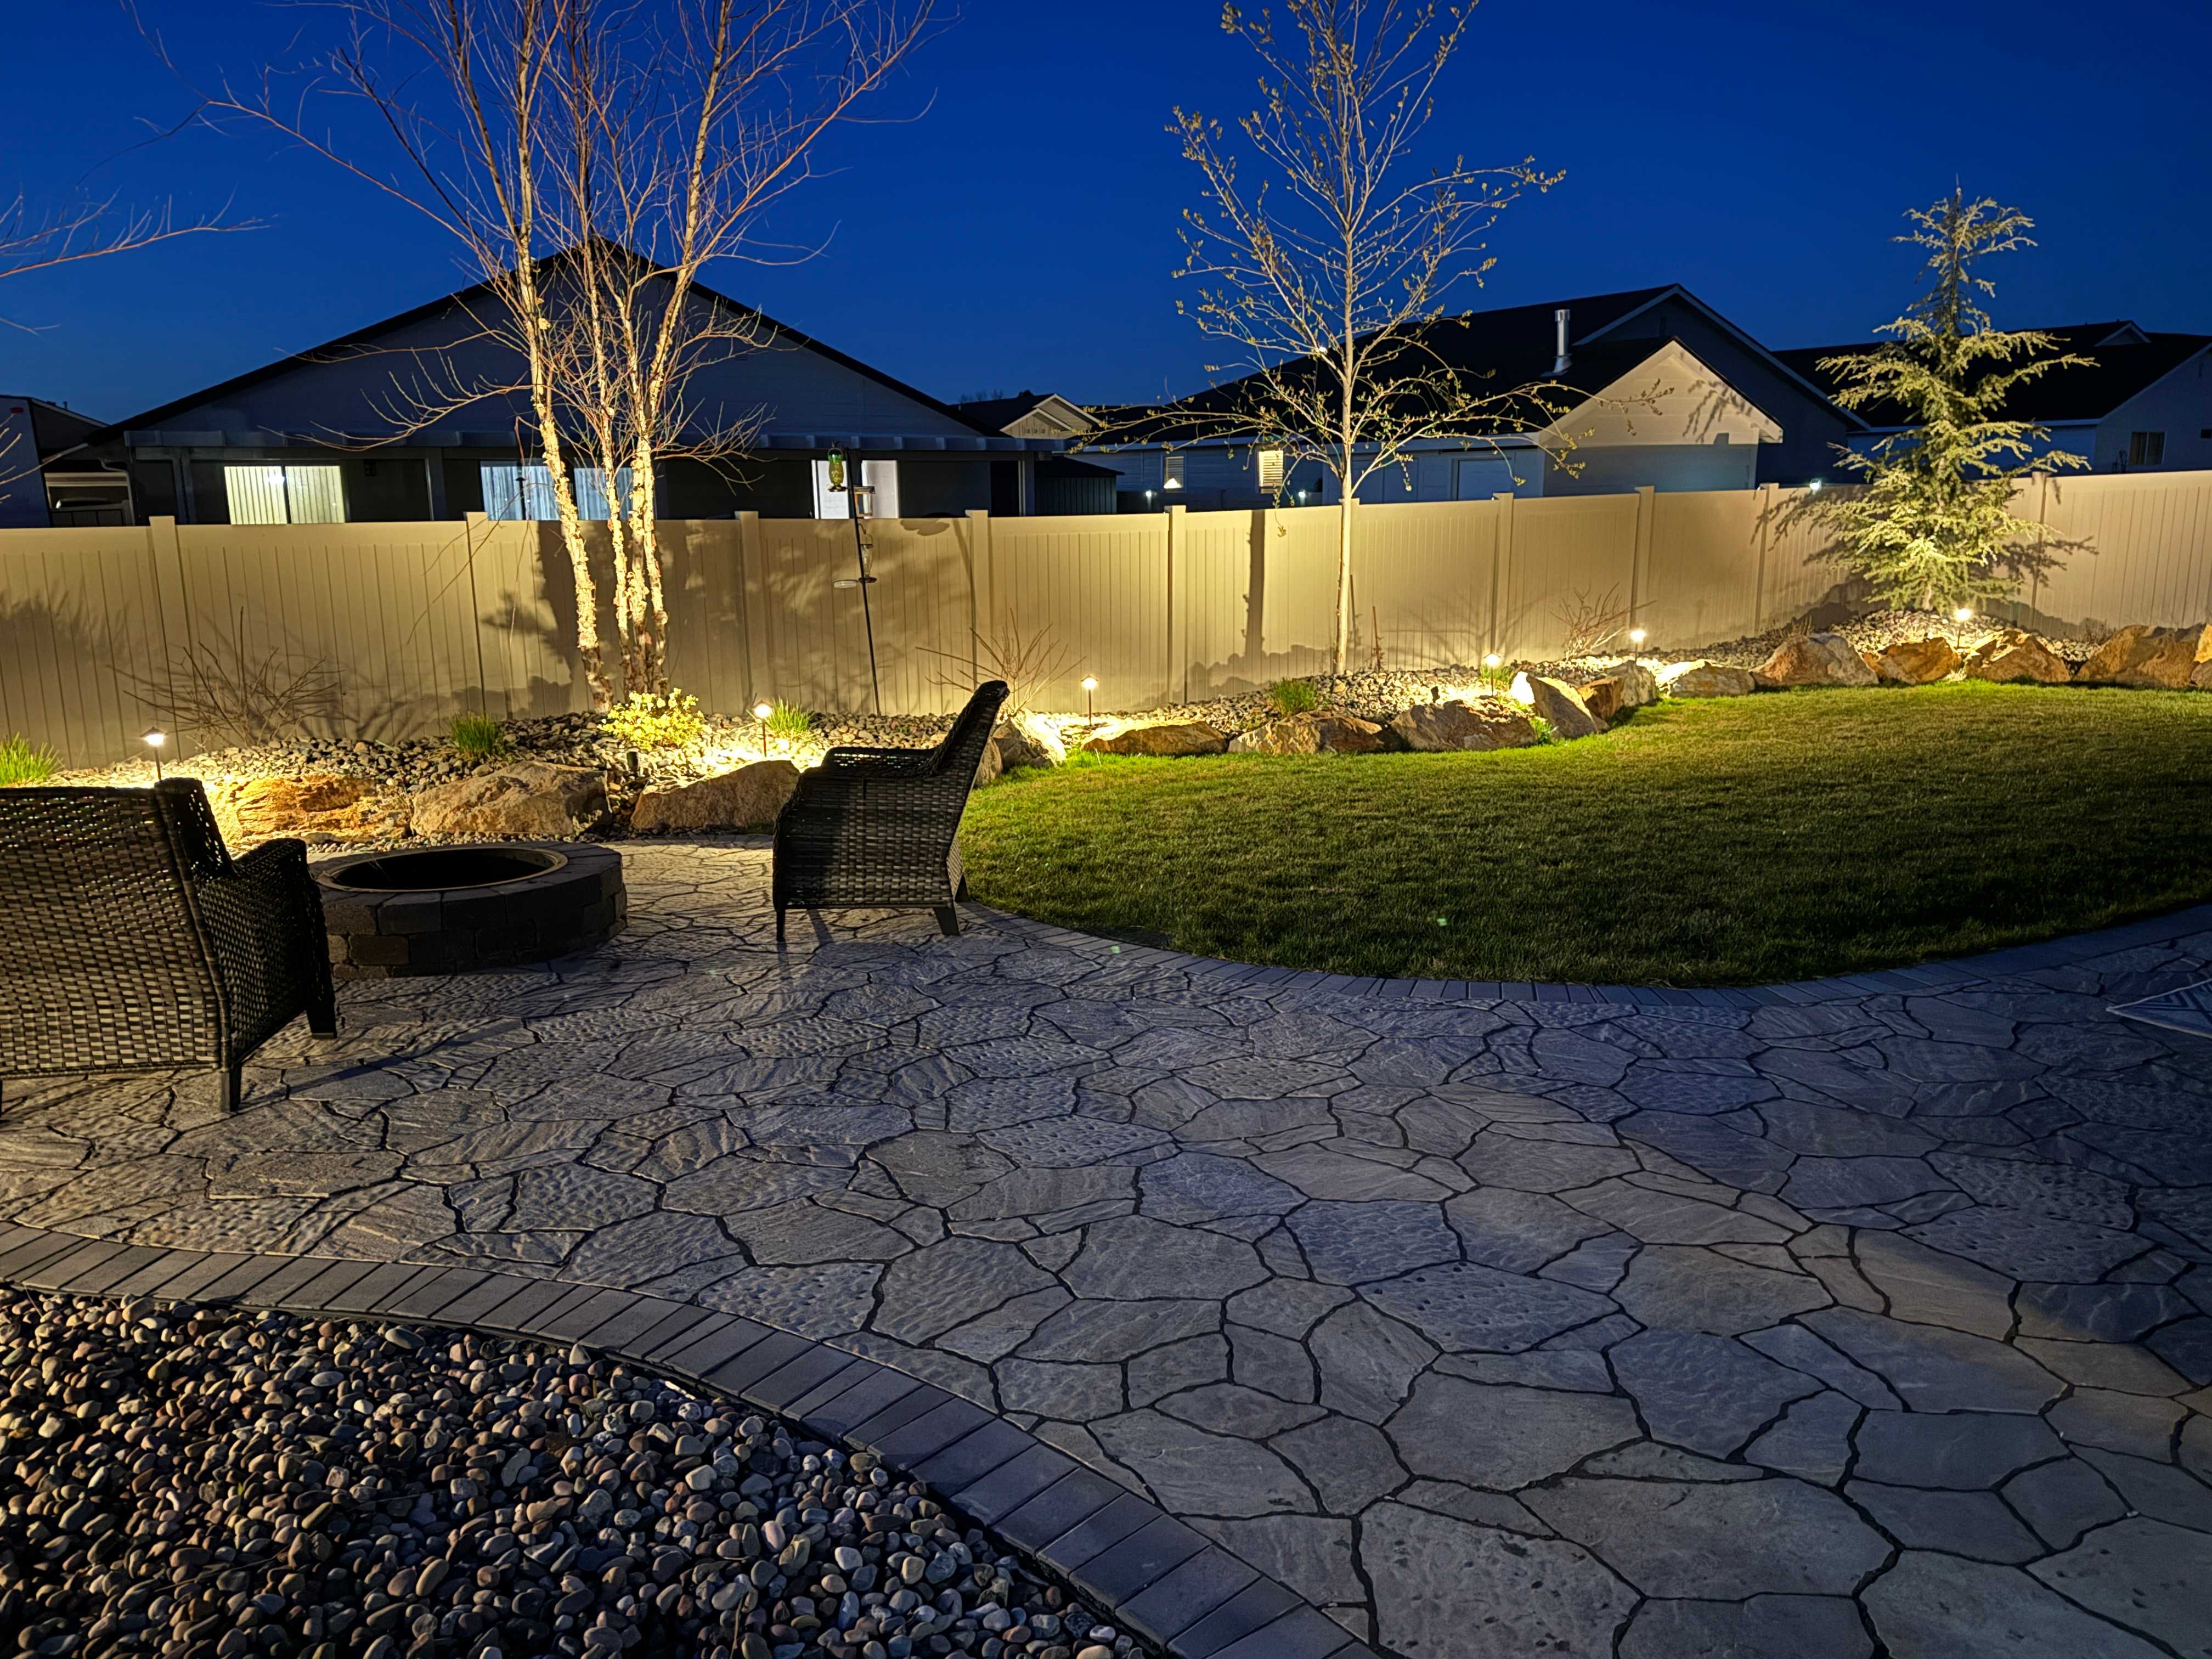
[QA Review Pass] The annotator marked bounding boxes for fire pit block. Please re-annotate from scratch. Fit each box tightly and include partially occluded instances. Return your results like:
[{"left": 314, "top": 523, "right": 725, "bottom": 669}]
[{"left": 312, "top": 843, "right": 625, "bottom": 978}]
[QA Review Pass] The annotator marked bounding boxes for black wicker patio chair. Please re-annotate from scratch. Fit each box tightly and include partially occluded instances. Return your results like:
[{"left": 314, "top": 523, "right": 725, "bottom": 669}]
[
  {"left": 0, "top": 779, "right": 338, "bottom": 1113},
  {"left": 772, "top": 680, "right": 1011, "bottom": 941}
]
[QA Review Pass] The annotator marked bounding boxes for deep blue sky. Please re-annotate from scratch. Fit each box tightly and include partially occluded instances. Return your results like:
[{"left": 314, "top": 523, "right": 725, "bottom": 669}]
[{"left": 4, "top": 0, "right": 2209, "bottom": 422}]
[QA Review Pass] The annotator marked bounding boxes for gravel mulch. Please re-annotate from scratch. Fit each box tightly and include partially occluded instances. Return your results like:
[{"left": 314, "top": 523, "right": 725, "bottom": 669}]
[{"left": 0, "top": 1292, "right": 1139, "bottom": 1659}]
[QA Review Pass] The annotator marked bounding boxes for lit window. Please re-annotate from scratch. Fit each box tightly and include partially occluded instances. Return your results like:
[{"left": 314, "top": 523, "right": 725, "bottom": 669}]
[
  {"left": 862, "top": 459, "right": 900, "bottom": 520},
  {"left": 573, "top": 466, "right": 635, "bottom": 522},
  {"left": 2128, "top": 431, "right": 2165, "bottom": 467},
  {"left": 481, "top": 463, "right": 558, "bottom": 521},
  {"left": 224, "top": 464, "right": 345, "bottom": 524},
  {"left": 1162, "top": 453, "right": 1186, "bottom": 490},
  {"left": 1257, "top": 448, "right": 1285, "bottom": 490}
]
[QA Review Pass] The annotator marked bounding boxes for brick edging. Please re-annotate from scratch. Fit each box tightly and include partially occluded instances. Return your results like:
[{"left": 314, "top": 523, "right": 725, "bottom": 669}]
[{"left": 0, "top": 1221, "right": 1374, "bottom": 1659}]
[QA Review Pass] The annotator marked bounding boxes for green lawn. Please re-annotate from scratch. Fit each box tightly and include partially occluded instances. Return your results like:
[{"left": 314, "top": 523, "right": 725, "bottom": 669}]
[{"left": 958, "top": 682, "right": 2212, "bottom": 986}]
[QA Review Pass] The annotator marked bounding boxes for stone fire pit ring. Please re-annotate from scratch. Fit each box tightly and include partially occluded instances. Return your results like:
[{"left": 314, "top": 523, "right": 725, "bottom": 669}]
[{"left": 312, "top": 842, "right": 625, "bottom": 978}]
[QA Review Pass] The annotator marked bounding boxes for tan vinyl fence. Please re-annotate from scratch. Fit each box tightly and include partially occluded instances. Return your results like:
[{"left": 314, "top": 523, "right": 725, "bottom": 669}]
[{"left": 4, "top": 470, "right": 2210, "bottom": 768}]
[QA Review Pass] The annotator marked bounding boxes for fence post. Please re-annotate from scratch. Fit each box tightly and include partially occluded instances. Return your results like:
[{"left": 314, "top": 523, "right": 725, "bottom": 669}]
[
  {"left": 736, "top": 511, "right": 772, "bottom": 705},
  {"left": 1489, "top": 492, "right": 1515, "bottom": 657},
  {"left": 1166, "top": 504, "right": 1188, "bottom": 703},
  {"left": 145, "top": 516, "right": 195, "bottom": 755},
  {"left": 965, "top": 508, "right": 992, "bottom": 697},
  {"left": 1630, "top": 486, "right": 1656, "bottom": 633},
  {"left": 1753, "top": 482, "right": 1779, "bottom": 632},
  {"left": 461, "top": 511, "right": 493, "bottom": 717}
]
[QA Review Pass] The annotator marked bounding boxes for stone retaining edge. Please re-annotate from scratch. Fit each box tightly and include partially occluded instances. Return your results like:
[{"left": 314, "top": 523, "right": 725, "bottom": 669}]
[{"left": 0, "top": 1221, "right": 1374, "bottom": 1659}]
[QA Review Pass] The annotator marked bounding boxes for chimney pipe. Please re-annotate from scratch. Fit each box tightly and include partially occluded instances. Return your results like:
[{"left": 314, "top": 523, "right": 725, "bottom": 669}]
[{"left": 1552, "top": 307, "right": 1572, "bottom": 375}]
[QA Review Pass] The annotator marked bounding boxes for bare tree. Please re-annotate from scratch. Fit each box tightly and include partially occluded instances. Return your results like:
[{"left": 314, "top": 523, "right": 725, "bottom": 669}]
[
  {"left": 197, "top": 0, "right": 930, "bottom": 707},
  {"left": 1170, "top": 0, "right": 1567, "bottom": 674}
]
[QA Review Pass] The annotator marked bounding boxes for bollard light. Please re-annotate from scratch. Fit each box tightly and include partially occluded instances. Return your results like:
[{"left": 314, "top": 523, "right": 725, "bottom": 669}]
[
  {"left": 1081, "top": 676, "right": 1098, "bottom": 729},
  {"left": 754, "top": 702, "right": 774, "bottom": 760},
  {"left": 1629, "top": 628, "right": 1647, "bottom": 650},
  {"left": 142, "top": 725, "right": 166, "bottom": 783},
  {"left": 1953, "top": 607, "right": 1974, "bottom": 625}
]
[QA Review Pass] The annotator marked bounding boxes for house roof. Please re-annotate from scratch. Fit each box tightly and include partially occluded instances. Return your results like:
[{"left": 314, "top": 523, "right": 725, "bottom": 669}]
[
  {"left": 89, "top": 245, "right": 1004, "bottom": 446},
  {"left": 955, "top": 391, "right": 1096, "bottom": 433},
  {"left": 1087, "top": 285, "right": 1830, "bottom": 445},
  {"left": 1773, "top": 324, "right": 2212, "bottom": 426},
  {"left": 2, "top": 396, "right": 105, "bottom": 459}
]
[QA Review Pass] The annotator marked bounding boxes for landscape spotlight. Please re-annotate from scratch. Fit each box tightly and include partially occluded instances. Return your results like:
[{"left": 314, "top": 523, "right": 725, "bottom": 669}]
[
  {"left": 1953, "top": 606, "right": 1974, "bottom": 624},
  {"left": 753, "top": 702, "right": 774, "bottom": 759},
  {"left": 142, "top": 725, "right": 166, "bottom": 782},
  {"left": 1628, "top": 627, "right": 1647, "bottom": 650},
  {"left": 1081, "top": 675, "right": 1098, "bottom": 729}
]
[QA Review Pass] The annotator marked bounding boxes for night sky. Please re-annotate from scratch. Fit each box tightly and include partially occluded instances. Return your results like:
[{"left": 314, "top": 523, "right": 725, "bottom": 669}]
[{"left": 4, "top": 0, "right": 2208, "bottom": 423}]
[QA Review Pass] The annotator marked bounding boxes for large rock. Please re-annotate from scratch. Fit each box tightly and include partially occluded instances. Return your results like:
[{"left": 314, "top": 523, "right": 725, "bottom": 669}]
[
  {"left": 629, "top": 760, "right": 799, "bottom": 833},
  {"left": 1661, "top": 661, "right": 1757, "bottom": 698},
  {"left": 411, "top": 760, "right": 607, "bottom": 839},
  {"left": 1754, "top": 631, "right": 1879, "bottom": 689},
  {"left": 1229, "top": 714, "right": 1387, "bottom": 754},
  {"left": 1081, "top": 720, "right": 1227, "bottom": 757},
  {"left": 1964, "top": 629, "right": 2073, "bottom": 685},
  {"left": 1578, "top": 663, "right": 1658, "bottom": 722},
  {"left": 1877, "top": 638, "right": 1963, "bottom": 685},
  {"left": 1510, "top": 672, "right": 1607, "bottom": 739},
  {"left": 991, "top": 712, "right": 1064, "bottom": 773},
  {"left": 205, "top": 773, "right": 410, "bottom": 848},
  {"left": 1387, "top": 700, "right": 1539, "bottom": 753},
  {"left": 2073, "top": 623, "right": 2210, "bottom": 689}
]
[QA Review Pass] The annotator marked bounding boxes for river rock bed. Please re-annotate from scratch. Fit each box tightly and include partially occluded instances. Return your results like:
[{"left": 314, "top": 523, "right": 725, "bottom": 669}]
[{"left": 0, "top": 1291, "right": 1139, "bottom": 1659}]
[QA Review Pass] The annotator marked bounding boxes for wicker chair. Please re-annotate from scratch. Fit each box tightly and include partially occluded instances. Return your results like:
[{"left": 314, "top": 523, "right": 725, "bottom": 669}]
[
  {"left": 0, "top": 779, "right": 338, "bottom": 1113},
  {"left": 772, "top": 680, "right": 1011, "bottom": 941}
]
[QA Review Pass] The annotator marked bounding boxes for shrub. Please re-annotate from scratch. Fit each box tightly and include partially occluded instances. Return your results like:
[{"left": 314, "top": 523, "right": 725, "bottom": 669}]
[
  {"left": 1266, "top": 678, "right": 1321, "bottom": 718},
  {"left": 449, "top": 712, "right": 512, "bottom": 764},
  {"left": 1527, "top": 715, "right": 1560, "bottom": 746},
  {"left": 764, "top": 701, "right": 814, "bottom": 743},
  {"left": 603, "top": 689, "right": 707, "bottom": 752},
  {"left": 0, "top": 733, "right": 59, "bottom": 786}
]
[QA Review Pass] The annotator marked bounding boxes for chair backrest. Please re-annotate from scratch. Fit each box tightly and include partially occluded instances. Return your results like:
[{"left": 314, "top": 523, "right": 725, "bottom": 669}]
[
  {"left": 0, "top": 781, "right": 227, "bottom": 1071},
  {"left": 926, "top": 680, "right": 1011, "bottom": 782}
]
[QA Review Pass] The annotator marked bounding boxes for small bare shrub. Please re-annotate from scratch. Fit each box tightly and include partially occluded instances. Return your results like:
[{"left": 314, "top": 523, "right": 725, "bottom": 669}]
[
  {"left": 1553, "top": 585, "right": 1630, "bottom": 658},
  {"left": 922, "top": 606, "right": 1082, "bottom": 715},
  {"left": 120, "top": 611, "right": 343, "bottom": 748}
]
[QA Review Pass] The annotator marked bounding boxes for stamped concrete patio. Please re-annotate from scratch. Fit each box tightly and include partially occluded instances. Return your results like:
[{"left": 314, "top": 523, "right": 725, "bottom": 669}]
[{"left": 3, "top": 840, "right": 2210, "bottom": 1659}]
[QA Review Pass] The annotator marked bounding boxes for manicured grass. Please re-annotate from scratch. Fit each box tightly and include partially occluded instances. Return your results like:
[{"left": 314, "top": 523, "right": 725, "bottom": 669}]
[{"left": 959, "top": 682, "right": 2212, "bottom": 985}]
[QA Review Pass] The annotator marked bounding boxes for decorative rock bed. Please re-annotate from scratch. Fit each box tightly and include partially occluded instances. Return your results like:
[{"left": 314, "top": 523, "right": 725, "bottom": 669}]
[
  {"left": 0, "top": 1290, "right": 1139, "bottom": 1659},
  {"left": 313, "top": 844, "right": 627, "bottom": 979}
]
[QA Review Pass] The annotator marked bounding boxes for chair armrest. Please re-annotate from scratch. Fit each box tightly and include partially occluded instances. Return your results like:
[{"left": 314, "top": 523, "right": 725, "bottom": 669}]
[
  {"left": 822, "top": 744, "right": 932, "bottom": 772},
  {"left": 195, "top": 838, "right": 331, "bottom": 1052}
]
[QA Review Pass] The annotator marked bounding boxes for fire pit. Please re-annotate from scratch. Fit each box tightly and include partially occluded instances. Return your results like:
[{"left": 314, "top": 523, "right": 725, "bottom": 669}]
[{"left": 312, "top": 843, "right": 625, "bottom": 978}]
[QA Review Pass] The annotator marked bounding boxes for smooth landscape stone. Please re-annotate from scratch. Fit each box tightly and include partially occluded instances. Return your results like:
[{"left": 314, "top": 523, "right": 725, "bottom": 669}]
[
  {"left": 2027, "top": 1516, "right": 2212, "bottom": 1657},
  {"left": 1850, "top": 1409, "right": 2063, "bottom": 1489},
  {"left": 1611, "top": 1330, "right": 1820, "bottom": 1458},
  {"left": 1361, "top": 1502, "right": 1635, "bottom": 1659},
  {"left": 1620, "top": 1595, "right": 1875, "bottom": 1659},
  {"left": 1357, "top": 1261, "right": 1618, "bottom": 1352},
  {"left": 1385, "top": 1376, "right": 1641, "bottom": 1490},
  {"left": 1611, "top": 1244, "right": 1830, "bottom": 1335},
  {"left": 1525, "top": 1477, "right": 1890, "bottom": 1599},
  {"left": 1865, "top": 1551, "right": 2168, "bottom": 1659}
]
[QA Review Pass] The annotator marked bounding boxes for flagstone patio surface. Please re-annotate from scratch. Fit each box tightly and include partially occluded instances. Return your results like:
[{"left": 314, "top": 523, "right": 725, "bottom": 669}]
[{"left": 3, "top": 840, "right": 2210, "bottom": 1659}]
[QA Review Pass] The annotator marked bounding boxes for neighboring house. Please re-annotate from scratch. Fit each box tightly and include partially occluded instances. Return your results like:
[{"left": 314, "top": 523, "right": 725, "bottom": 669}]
[
  {"left": 67, "top": 257, "right": 1060, "bottom": 527},
  {"left": 1081, "top": 286, "right": 1859, "bottom": 509},
  {"left": 1775, "top": 321, "right": 2212, "bottom": 476},
  {"left": 0, "top": 396, "right": 122, "bottom": 528},
  {"left": 955, "top": 391, "right": 1117, "bottom": 514}
]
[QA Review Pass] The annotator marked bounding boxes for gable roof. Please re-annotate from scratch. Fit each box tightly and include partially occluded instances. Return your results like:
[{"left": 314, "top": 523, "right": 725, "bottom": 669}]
[
  {"left": 91, "top": 246, "right": 1001, "bottom": 444},
  {"left": 1088, "top": 285, "right": 1847, "bottom": 446},
  {"left": 1773, "top": 325, "right": 2212, "bottom": 426},
  {"left": 955, "top": 391, "right": 1095, "bottom": 435}
]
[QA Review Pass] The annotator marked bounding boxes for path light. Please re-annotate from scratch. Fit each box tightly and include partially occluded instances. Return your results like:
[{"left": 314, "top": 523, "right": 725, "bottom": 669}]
[
  {"left": 1081, "top": 676, "right": 1098, "bottom": 730},
  {"left": 754, "top": 702, "right": 774, "bottom": 760},
  {"left": 1628, "top": 627, "right": 1647, "bottom": 652},
  {"left": 1953, "top": 606, "right": 1975, "bottom": 625},
  {"left": 1808, "top": 478, "right": 1824, "bottom": 493},
  {"left": 141, "top": 725, "right": 166, "bottom": 782}
]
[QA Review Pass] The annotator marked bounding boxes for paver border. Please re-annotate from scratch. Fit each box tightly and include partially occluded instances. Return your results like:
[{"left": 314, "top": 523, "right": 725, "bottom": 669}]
[{"left": 0, "top": 1220, "right": 1376, "bottom": 1659}]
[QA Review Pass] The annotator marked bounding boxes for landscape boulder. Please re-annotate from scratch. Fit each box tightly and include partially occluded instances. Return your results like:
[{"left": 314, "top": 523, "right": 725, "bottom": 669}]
[
  {"left": 1963, "top": 629, "right": 2074, "bottom": 685},
  {"left": 1229, "top": 713, "right": 1388, "bottom": 754},
  {"left": 1660, "top": 661, "right": 1758, "bottom": 698},
  {"left": 1577, "top": 662, "right": 1659, "bottom": 723},
  {"left": 1876, "top": 638, "right": 1962, "bottom": 685},
  {"left": 991, "top": 713, "right": 1064, "bottom": 773},
  {"left": 411, "top": 760, "right": 607, "bottom": 839},
  {"left": 1386, "top": 699, "right": 1539, "bottom": 752},
  {"left": 1509, "top": 672, "right": 1607, "bottom": 739},
  {"left": 629, "top": 760, "right": 800, "bottom": 833},
  {"left": 206, "top": 774, "right": 410, "bottom": 848},
  {"left": 2073, "top": 623, "right": 2210, "bottom": 689},
  {"left": 1753, "top": 631, "right": 1879, "bottom": 689},
  {"left": 1081, "top": 720, "right": 1228, "bottom": 758}
]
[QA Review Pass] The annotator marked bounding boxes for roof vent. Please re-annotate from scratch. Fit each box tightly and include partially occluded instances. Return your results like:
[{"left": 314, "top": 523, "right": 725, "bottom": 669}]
[{"left": 1552, "top": 308, "right": 1572, "bottom": 376}]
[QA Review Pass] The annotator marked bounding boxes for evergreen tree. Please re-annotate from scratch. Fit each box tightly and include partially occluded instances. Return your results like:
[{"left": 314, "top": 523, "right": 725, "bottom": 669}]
[{"left": 1814, "top": 190, "right": 2090, "bottom": 610}]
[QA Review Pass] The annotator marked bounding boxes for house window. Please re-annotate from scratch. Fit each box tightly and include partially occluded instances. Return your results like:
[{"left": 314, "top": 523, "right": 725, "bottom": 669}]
[
  {"left": 481, "top": 462, "right": 558, "bottom": 521},
  {"left": 573, "top": 466, "right": 635, "bottom": 522},
  {"left": 1162, "top": 453, "right": 1186, "bottom": 490},
  {"left": 2128, "top": 431, "right": 2165, "bottom": 467},
  {"left": 1257, "top": 448, "right": 1285, "bottom": 492},
  {"left": 812, "top": 458, "right": 900, "bottom": 520},
  {"left": 224, "top": 464, "right": 345, "bottom": 525}
]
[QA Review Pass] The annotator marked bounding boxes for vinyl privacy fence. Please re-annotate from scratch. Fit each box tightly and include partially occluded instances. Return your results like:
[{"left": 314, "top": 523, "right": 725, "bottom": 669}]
[{"left": 4, "top": 470, "right": 2210, "bottom": 767}]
